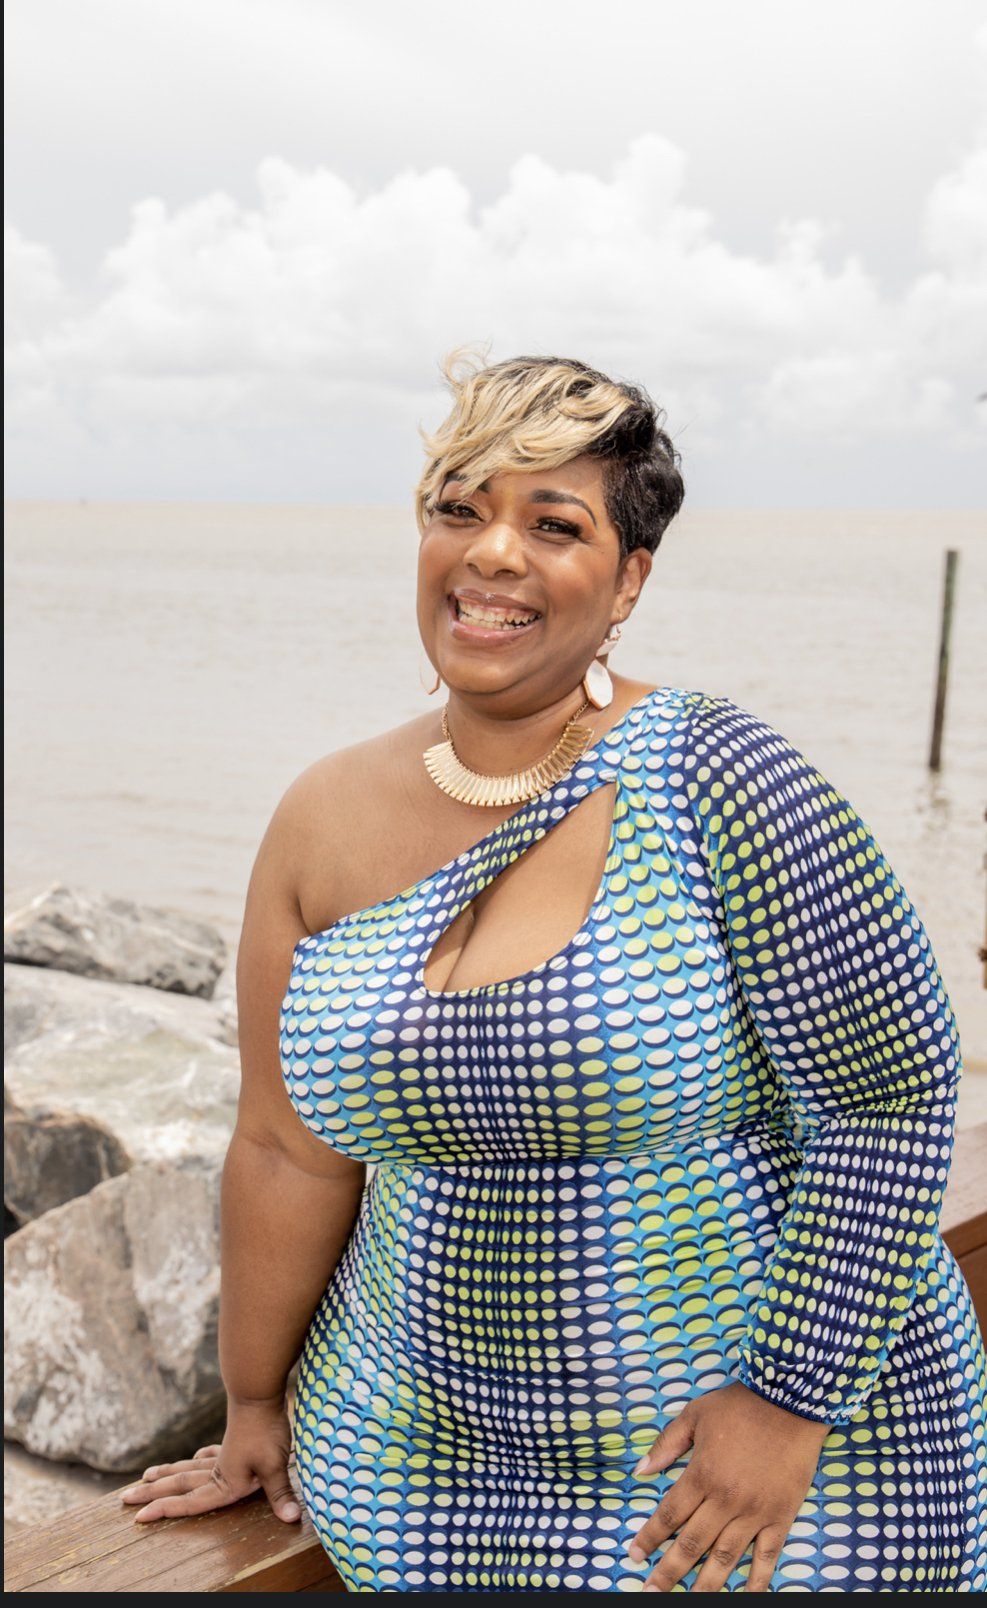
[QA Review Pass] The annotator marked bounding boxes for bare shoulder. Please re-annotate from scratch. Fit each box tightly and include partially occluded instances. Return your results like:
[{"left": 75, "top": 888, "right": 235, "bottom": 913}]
[
  {"left": 279, "top": 710, "right": 435, "bottom": 838},
  {"left": 270, "top": 709, "right": 441, "bottom": 931}
]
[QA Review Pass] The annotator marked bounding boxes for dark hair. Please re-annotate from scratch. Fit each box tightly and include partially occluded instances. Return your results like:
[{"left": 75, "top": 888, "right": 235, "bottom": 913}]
[{"left": 559, "top": 359, "right": 685, "bottom": 557}]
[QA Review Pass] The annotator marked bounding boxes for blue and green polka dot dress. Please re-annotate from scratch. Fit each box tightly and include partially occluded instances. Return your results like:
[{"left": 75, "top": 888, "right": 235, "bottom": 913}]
[{"left": 280, "top": 685, "right": 987, "bottom": 1592}]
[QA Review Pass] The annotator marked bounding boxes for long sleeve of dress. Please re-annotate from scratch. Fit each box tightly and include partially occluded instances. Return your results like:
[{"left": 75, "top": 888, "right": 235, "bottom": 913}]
[{"left": 682, "top": 691, "right": 963, "bottom": 1426}]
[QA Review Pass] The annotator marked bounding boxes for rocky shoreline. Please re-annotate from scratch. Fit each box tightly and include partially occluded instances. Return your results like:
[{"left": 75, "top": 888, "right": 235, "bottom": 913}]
[{"left": 4, "top": 884, "right": 239, "bottom": 1517}]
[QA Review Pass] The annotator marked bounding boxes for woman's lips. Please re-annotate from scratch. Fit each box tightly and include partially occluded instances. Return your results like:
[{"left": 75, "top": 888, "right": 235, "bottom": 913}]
[{"left": 446, "top": 593, "right": 542, "bottom": 645}]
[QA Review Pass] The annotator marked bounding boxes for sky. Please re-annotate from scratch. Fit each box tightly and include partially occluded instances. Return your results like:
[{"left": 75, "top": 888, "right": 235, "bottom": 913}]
[{"left": 4, "top": 0, "right": 986, "bottom": 506}]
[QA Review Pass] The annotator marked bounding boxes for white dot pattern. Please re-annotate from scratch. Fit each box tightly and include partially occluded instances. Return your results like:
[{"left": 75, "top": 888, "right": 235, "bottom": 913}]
[{"left": 279, "top": 686, "right": 987, "bottom": 1592}]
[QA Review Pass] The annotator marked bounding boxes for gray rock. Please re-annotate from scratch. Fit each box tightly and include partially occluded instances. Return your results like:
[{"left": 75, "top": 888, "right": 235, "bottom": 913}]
[
  {"left": 3, "top": 885, "right": 226, "bottom": 999},
  {"left": 215, "top": 997, "right": 238, "bottom": 1047},
  {"left": 4, "top": 1091, "right": 130, "bottom": 1230},
  {"left": 211, "top": 961, "right": 239, "bottom": 1048},
  {"left": 4, "top": 1161, "right": 226, "bottom": 1472},
  {"left": 3, "top": 964, "right": 240, "bottom": 1169},
  {"left": 4, "top": 979, "right": 49, "bottom": 1053},
  {"left": 4, "top": 1439, "right": 140, "bottom": 1537}
]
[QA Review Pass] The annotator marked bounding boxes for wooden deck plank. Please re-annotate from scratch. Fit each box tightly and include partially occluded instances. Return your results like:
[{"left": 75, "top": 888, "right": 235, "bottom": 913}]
[
  {"left": 941, "top": 1123, "right": 987, "bottom": 1261},
  {"left": 957, "top": 1244, "right": 986, "bottom": 1334},
  {"left": 3, "top": 1460, "right": 343, "bottom": 1594}
]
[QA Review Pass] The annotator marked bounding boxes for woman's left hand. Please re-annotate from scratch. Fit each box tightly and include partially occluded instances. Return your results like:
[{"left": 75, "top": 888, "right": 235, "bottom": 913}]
[{"left": 628, "top": 1382, "right": 831, "bottom": 1593}]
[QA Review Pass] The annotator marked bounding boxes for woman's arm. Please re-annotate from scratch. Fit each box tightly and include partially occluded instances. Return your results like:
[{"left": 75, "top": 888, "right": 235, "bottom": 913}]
[
  {"left": 683, "top": 691, "right": 961, "bottom": 1424},
  {"left": 626, "top": 691, "right": 962, "bottom": 1592},
  {"left": 122, "top": 768, "right": 366, "bottom": 1523},
  {"left": 220, "top": 787, "right": 366, "bottom": 1410}
]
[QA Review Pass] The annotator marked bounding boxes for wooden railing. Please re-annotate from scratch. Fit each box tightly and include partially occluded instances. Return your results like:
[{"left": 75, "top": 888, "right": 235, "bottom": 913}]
[
  {"left": 943, "top": 1121, "right": 987, "bottom": 1319},
  {"left": 5, "top": 1123, "right": 986, "bottom": 1594},
  {"left": 3, "top": 1457, "right": 344, "bottom": 1594}
]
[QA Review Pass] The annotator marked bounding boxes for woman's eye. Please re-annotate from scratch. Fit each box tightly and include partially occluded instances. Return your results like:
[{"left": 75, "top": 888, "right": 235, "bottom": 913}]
[
  {"left": 535, "top": 518, "right": 581, "bottom": 537},
  {"left": 435, "top": 500, "right": 477, "bottom": 519}
]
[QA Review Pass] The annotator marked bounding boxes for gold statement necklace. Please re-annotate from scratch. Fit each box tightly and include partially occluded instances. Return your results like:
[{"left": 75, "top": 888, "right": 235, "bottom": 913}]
[{"left": 423, "top": 696, "right": 595, "bottom": 807}]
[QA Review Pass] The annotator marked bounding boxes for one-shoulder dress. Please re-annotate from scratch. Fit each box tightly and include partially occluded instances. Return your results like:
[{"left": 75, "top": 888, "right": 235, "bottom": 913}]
[{"left": 279, "top": 685, "right": 987, "bottom": 1592}]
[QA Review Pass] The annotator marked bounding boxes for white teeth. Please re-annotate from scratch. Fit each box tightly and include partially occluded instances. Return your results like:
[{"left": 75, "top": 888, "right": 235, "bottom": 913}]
[{"left": 455, "top": 598, "right": 539, "bottom": 629}]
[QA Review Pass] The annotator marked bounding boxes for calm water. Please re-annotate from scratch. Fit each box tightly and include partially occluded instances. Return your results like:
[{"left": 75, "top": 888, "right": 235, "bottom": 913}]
[{"left": 5, "top": 502, "right": 986, "bottom": 1062}]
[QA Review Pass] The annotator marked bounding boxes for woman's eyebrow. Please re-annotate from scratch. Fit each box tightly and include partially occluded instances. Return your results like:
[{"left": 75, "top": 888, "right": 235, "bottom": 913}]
[
  {"left": 529, "top": 489, "right": 597, "bottom": 527},
  {"left": 442, "top": 474, "right": 598, "bottom": 527}
]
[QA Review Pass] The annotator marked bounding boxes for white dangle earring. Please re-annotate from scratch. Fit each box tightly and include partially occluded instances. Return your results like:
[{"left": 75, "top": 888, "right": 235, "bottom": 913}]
[
  {"left": 419, "top": 649, "right": 441, "bottom": 696},
  {"left": 581, "top": 622, "right": 622, "bottom": 710}
]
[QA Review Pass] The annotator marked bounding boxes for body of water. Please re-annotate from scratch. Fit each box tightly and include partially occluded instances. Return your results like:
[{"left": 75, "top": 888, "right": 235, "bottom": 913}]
[{"left": 5, "top": 501, "right": 986, "bottom": 1065}]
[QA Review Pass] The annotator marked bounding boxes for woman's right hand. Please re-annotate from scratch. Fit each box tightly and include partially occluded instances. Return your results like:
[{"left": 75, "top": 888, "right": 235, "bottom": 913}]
[{"left": 119, "top": 1397, "right": 302, "bottom": 1525}]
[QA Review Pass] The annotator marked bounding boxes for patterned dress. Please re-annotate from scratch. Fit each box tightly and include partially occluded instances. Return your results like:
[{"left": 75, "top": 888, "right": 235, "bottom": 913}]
[{"left": 280, "top": 685, "right": 987, "bottom": 1592}]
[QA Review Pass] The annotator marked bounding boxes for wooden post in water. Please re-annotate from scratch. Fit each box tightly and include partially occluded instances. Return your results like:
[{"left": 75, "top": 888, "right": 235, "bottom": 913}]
[{"left": 928, "top": 548, "right": 958, "bottom": 772}]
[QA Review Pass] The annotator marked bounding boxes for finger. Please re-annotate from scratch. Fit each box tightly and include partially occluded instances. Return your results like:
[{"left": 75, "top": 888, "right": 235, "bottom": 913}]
[
  {"left": 260, "top": 1468, "right": 301, "bottom": 1523},
  {"left": 690, "top": 1521, "right": 757, "bottom": 1594},
  {"left": 131, "top": 1455, "right": 218, "bottom": 1489},
  {"left": 193, "top": 1444, "right": 223, "bottom": 1460},
  {"left": 122, "top": 1469, "right": 216, "bottom": 1506},
  {"left": 640, "top": 1502, "right": 724, "bottom": 1593},
  {"left": 634, "top": 1406, "right": 695, "bottom": 1477},
  {"left": 133, "top": 1466, "right": 259, "bottom": 1524},
  {"left": 745, "top": 1523, "right": 787, "bottom": 1593},
  {"left": 627, "top": 1476, "right": 703, "bottom": 1565}
]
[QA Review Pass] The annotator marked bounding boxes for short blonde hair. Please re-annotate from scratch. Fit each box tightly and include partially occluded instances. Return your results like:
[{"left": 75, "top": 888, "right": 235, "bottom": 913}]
[{"left": 414, "top": 346, "right": 685, "bottom": 554}]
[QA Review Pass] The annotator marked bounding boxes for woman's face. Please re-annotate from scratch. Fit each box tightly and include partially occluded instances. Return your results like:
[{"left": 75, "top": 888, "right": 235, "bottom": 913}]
[{"left": 416, "top": 454, "right": 652, "bottom": 709}]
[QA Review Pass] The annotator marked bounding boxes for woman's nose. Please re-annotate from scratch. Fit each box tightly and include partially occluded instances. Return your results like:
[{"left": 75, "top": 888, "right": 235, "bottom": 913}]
[{"left": 462, "top": 518, "right": 527, "bottom": 569}]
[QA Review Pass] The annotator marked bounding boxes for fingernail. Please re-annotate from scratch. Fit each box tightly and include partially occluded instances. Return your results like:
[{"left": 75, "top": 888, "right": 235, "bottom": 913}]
[
  {"left": 281, "top": 1502, "right": 301, "bottom": 1521},
  {"left": 627, "top": 1544, "right": 646, "bottom": 1565},
  {"left": 144, "top": 1467, "right": 158, "bottom": 1479},
  {"left": 643, "top": 1584, "right": 660, "bottom": 1593},
  {"left": 633, "top": 1456, "right": 650, "bottom": 1476},
  {"left": 120, "top": 1487, "right": 137, "bottom": 1500}
]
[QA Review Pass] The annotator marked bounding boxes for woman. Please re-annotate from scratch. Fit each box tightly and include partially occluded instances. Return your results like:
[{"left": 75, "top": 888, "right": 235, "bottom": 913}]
[{"left": 122, "top": 353, "right": 987, "bottom": 1592}]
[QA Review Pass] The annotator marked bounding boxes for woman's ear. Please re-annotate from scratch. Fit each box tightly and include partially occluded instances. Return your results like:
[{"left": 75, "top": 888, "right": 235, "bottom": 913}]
[{"left": 615, "top": 547, "right": 653, "bottom": 616}]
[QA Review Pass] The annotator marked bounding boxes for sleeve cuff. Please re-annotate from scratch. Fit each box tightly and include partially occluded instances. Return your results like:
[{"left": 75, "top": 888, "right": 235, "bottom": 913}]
[{"left": 735, "top": 1364, "right": 850, "bottom": 1427}]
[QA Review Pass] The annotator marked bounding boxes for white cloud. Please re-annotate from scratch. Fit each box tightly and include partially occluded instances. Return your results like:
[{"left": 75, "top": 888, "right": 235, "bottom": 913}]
[
  {"left": 924, "top": 144, "right": 987, "bottom": 273},
  {"left": 5, "top": 130, "right": 986, "bottom": 500},
  {"left": 4, "top": 225, "right": 71, "bottom": 333},
  {"left": 757, "top": 138, "right": 987, "bottom": 444},
  {"left": 5, "top": 226, "right": 75, "bottom": 425}
]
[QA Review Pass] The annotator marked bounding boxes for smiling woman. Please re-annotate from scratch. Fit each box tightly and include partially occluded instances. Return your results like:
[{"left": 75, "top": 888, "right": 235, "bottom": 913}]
[{"left": 121, "top": 350, "right": 987, "bottom": 1594}]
